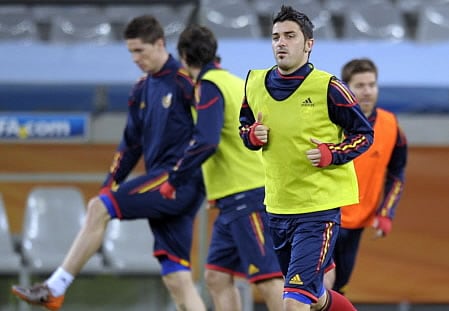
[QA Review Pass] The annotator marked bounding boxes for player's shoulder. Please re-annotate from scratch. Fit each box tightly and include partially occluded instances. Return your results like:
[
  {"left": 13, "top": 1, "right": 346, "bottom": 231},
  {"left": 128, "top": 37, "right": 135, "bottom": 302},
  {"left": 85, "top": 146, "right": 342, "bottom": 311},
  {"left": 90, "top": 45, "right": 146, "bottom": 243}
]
[
  {"left": 174, "top": 67, "right": 194, "bottom": 96},
  {"left": 175, "top": 67, "right": 193, "bottom": 84},
  {"left": 329, "top": 77, "right": 357, "bottom": 104},
  {"left": 132, "top": 74, "right": 148, "bottom": 89},
  {"left": 376, "top": 107, "right": 401, "bottom": 129},
  {"left": 127, "top": 74, "right": 147, "bottom": 107},
  {"left": 329, "top": 76, "right": 348, "bottom": 89},
  {"left": 376, "top": 107, "right": 395, "bottom": 115}
]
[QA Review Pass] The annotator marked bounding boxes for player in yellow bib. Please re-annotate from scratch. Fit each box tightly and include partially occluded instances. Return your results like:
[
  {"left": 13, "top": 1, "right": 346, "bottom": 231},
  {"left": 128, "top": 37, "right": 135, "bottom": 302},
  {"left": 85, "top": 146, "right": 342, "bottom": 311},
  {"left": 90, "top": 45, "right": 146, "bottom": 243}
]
[
  {"left": 160, "top": 25, "right": 284, "bottom": 311},
  {"left": 239, "top": 5, "right": 373, "bottom": 311}
]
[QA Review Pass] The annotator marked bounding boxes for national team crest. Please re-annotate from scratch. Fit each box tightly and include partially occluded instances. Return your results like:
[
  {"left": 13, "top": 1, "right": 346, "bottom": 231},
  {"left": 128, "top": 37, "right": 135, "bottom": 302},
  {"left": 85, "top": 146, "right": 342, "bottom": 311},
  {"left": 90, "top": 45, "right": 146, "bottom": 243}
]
[{"left": 162, "top": 93, "right": 173, "bottom": 108}]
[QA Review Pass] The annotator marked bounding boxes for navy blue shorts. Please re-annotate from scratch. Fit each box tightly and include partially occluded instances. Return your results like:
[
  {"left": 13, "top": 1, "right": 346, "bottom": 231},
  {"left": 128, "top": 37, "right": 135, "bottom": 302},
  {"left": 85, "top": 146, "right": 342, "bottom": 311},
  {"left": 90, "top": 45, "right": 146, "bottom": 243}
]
[
  {"left": 268, "top": 209, "right": 340, "bottom": 302},
  {"left": 99, "top": 169, "right": 205, "bottom": 268},
  {"left": 206, "top": 188, "right": 283, "bottom": 283}
]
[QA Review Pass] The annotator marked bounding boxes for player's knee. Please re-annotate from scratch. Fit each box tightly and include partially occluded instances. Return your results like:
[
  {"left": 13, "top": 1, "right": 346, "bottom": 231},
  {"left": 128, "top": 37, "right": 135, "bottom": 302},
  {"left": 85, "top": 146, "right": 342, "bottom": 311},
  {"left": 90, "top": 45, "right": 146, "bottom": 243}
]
[
  {"left": 162, "top": 268, "right": 194, "bottom": 296},
  {"left": 254, "top": 277, "right": 283, "bottom": 297},
  {"left": 204, "top": 269, "right": 231, "bottom": 291},
  {"left": 204, "top": 269, "right": 219, "bottom": 288},
  {"left": 85, "top": 197, "right": 110, "bottom": 223},
  {"left": 162, "top": 273, "right": 181, "bottom": 294},
  {"left": 324, "top": 268, "right": 336, "bottom": 290}
]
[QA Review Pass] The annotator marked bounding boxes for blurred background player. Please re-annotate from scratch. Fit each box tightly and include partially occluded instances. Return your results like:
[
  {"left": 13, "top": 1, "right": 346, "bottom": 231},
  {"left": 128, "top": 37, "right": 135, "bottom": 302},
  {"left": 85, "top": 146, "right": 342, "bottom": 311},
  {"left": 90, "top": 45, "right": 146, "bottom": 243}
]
[
  {"left": 238, "top": 5, "right": 374, "bottom": 311},
  {"left": 11, "top": 15, "right": 207, "bottom": 311},
  {"left": 159, "top": 24, "right": 284, "bottom": 311},
  {"left": 324, "top": 58, "right": 408, "bottom": 293}
]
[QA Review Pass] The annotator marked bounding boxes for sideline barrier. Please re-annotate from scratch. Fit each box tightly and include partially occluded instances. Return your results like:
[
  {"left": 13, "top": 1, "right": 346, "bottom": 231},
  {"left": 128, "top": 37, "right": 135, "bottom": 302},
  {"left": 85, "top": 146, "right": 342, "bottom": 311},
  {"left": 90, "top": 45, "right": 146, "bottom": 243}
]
[
  {"left": 0, "top": 83, "right": 448, "bottom": 114},
  {"left": 1, "top": 144, "right": 448, "bottom": 305}
]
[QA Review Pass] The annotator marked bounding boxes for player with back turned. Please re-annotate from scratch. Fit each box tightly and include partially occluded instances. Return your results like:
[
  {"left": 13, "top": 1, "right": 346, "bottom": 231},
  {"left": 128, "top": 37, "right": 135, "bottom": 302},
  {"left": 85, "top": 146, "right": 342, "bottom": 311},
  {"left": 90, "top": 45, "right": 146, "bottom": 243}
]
[{"left": 160, "top": 24, "right": 284, "bottom": 311}]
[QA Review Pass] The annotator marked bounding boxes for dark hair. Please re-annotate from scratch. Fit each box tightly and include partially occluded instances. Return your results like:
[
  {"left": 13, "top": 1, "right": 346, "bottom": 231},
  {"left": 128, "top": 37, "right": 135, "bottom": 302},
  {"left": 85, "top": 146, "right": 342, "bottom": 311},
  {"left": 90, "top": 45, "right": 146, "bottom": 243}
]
[
  {"left": 341, "top": 58, "right": 378, "bottom": 83},
  {"left": 124, "top": 15, "right": 164, "bottom": 44},
  {"left": 177, "top": 24, "right": 217, "bottom": 67},
  {"left": 273, "top": 5, "right": 314, "bottom": 40}
]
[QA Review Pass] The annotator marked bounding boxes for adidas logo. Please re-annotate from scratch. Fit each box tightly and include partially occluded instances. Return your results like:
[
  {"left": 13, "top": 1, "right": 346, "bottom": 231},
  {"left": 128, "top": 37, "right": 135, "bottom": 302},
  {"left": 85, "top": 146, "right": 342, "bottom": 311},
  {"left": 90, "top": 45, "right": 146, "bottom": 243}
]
[
  {"left": 301, "top": 97, "right": 314, "bottom": 106},
  {"left": 248, "top": 264, "right": 260, "bottom": 275},
  {"left": 289, "top": 274, "right": 303, "bottom": 285}
]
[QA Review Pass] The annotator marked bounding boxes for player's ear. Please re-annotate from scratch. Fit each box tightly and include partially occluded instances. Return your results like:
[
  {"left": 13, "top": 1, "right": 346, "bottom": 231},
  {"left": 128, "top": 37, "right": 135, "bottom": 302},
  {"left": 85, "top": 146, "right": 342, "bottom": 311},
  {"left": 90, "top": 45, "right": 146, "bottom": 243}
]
[{"left": 304, "top": 38, "right": 314, "bottom": 53}]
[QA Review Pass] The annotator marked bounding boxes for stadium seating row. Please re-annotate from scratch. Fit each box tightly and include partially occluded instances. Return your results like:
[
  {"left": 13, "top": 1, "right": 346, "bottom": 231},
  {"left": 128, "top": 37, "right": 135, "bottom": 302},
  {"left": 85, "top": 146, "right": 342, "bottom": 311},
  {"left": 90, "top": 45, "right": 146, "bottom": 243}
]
[{"left": 1, "top": 0, "right": 449, "bottom": 43}]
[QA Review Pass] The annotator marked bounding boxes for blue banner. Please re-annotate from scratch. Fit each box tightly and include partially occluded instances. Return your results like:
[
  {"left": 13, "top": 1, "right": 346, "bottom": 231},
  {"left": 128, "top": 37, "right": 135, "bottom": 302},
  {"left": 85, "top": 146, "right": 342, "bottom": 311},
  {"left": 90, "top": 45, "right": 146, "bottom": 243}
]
[{"left": 0, "top": 114, "right": 90, "bottom": 141}]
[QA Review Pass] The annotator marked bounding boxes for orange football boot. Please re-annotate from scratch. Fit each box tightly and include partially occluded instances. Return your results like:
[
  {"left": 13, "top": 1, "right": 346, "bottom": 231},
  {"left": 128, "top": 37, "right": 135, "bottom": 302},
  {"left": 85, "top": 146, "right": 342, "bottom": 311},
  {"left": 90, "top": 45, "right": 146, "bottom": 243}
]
[{"left": 12, "top": 283, "right": 64, "bottom": 311}]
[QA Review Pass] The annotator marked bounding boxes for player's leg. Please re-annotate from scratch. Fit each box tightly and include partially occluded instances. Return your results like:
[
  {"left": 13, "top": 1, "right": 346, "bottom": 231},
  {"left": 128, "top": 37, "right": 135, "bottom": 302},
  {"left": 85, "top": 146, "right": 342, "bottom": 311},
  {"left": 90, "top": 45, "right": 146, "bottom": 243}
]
[
  {"left": 153, "top": 231, "right": 206, "bottom": 310},
  {"left": 11, "top": 171, "right": 200, "bottom": 310},
  {"left": 312, "top": 289, "right": 357, "bottom": 311},
  {"left": 61, "top": 196, "right": 111, "bottom": 276},
  {"left": 324, "top": 268, "right": 336, "bottom": 290},
  {"left": 323, "top": 260, "right": 337, "bottom": 290},
  {"left": 208, "top": 188, "right": 283, "bottom": 311},
  {"left": 204, "top": 216, "right": 242, "bottom": 311},
  {"left": 309, "top": 220, "right": 358, "bottom": 311},
  {"left": 229, "top": 206, "right": 284, "bottom": 311},
  {"left": 205, "top": 270, "right": 241, "bottom": 311},
  {"left": 269, "top": 210, "right": 355, "bottom": 311},
  {"left": 281, "top": 218, "right": 330, "bottom": 311},
  {"left": 163, "top": 270, "right": 205, "bottom": 311},
  {"left": 49, "top": 172, "right": 183, "bottom": 294},
  {"left": 254, "top": 278, "right": 284, "bottom": 311},
  {"left": 11, "top": 195, "right": 111, "bottom": 311},
  {"left": 103, "top": 172, "right": 205, "bottom": 220},
  {"left": 149, "top": 187, "right": 206, "bottom": 311},
  {"left": 331, "top": 228, "right": 364, "bottom": 293}
]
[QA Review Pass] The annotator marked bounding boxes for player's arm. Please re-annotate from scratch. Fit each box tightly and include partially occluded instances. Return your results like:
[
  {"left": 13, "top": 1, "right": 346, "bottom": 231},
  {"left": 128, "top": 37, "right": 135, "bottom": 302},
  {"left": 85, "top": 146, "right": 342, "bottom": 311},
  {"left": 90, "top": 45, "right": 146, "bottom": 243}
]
[
  {"left": 239, "top": 95, "right": 265, "bottom": 150},
  {"left": 102, "top": 78, "right": 145, "bottom": 188},
  {"left": 324, "top": 78, "right": 374, "bottom": 165},
  {"left": 160, "top": 80, "right": 223, "bottom": 199},
  {"left": 377, "top": 125, "right": 408, "bottom": 220},
  {"left": 171, "top": 80, "right": 222, "bottom": 184}
]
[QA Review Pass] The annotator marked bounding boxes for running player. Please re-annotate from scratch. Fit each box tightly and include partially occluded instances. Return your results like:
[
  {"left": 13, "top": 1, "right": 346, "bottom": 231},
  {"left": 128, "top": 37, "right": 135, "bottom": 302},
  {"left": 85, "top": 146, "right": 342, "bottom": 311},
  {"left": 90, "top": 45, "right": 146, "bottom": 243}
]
[
  {"left": 160, "top": 24, "right": 284, "bottom": 311},
  {"left": 239, "top": 5, "right": 373, "bottom": 311},
  {"left": 11, "top": 15, "right": 206, "bottom": 311}
]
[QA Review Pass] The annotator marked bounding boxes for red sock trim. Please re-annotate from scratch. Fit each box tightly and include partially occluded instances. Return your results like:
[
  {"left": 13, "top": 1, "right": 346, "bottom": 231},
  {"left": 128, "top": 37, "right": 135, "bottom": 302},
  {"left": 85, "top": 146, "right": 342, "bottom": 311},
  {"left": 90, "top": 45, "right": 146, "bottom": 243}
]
[{"left": 324, "top": 290, "right": 357, "bottom": 311}]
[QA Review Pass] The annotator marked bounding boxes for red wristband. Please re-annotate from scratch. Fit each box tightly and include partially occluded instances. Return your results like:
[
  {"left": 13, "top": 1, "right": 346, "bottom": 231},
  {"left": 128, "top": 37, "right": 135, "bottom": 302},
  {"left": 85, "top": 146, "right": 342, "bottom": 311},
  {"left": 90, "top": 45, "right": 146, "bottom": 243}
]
[
  {"left": 317, "top": 143, "right": 332, "bottom": 167},
  {"left": 375, "top": 216, "right": 392, "bottom": 236},
  {"left": 160, "top": 181, "right": 176, "bottom": 200},
  {"left": 248, "top": 122, "right": 265, "bottom": 146}
]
